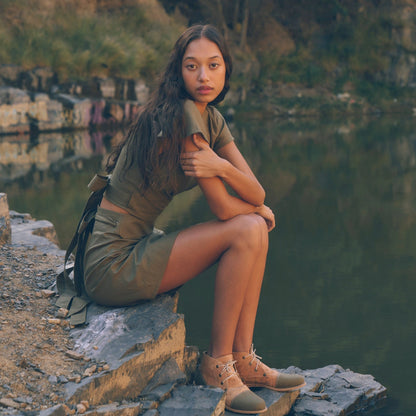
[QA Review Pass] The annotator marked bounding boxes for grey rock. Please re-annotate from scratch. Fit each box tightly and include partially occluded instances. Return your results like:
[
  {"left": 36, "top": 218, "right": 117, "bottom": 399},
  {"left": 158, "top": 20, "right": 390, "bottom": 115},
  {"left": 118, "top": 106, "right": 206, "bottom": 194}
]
[
  {"left": 0, "top": 88, "right": 31, "bottom": 134},
  {"left": 54, "top": 94, "right": 92, "bottom": 129},
  {"left": 0, "top": 193, "right": 11, "bottom": 246},
  {"left": 30, "top": 94, "right": 65, "bottom": 131},
  {"left": 140, "top": 382, "right": 176, "bottom": 403},
  {"left": 289, "top": 365, "right": 387, "bottom": 415},
  {"left": 38, "top": 404, "right": 66, "bottom": 416},
  {"left": 65, "top": 294, "right": 186, "bottom": 406},
  {"left": 10, "top": 210, "right": 65, "bottom": 256},
  {"left": 58, "top": 375, "right": 69, "bottom": 384},
  {"left": 48, "top": 375, "right": 58, "bottom": 384},
  {"left": 141, "top": 410, "right": 159, "bottom": 416},
  {"left": 142, "top": 357, "right": 186, "bottom": 391},
  {"left": 14, "top": 396, "right": 33, "bottom": 404},
  {"left": 0, "top": 87, "right": 30, "bottom": 105},
  {"left": 0, "top": 398, "right": 20, "bottom": 409},
  {"left": 140, "top": 357, "right": 186, "bottom": 401},
  {"left": 83, "top": 402, "right": 144, "bottom": 416},
  {"left": 158, "top": 385, "right": 225, "bottom": 416}
]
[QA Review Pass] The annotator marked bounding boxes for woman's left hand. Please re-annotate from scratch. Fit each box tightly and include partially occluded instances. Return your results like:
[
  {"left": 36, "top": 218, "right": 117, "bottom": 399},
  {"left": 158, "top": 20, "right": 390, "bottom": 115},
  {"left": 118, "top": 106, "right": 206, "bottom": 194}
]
[{"left": 180, "top": 134, "right": 227, "bottom": 178}]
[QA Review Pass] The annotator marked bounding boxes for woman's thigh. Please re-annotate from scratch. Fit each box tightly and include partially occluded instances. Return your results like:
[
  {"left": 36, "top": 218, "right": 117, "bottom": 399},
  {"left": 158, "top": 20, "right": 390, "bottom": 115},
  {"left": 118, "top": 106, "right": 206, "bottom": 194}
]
[{"left": 158, "top": 213, "right": 266, "bottom": 293}]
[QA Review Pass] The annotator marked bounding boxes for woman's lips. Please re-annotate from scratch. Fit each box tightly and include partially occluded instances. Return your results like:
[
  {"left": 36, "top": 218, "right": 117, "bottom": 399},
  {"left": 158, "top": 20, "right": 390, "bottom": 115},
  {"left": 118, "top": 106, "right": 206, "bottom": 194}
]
[{"left": 197, "top": 86, "right": 213, "bottom": 94}]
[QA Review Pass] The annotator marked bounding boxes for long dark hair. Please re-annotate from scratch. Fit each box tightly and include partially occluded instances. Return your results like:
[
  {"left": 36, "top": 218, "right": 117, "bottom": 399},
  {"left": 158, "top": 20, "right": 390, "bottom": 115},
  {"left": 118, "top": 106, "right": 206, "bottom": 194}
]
[{"left": 106, "top": 24, "right": 233, "bottom": 191}]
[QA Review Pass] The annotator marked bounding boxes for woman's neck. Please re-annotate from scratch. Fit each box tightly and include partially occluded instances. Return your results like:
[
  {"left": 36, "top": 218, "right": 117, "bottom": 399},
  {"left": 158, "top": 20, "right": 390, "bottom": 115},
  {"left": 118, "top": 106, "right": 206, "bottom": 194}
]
[{"left": 193, "top": 101, "right": 207, "bottom": 114}]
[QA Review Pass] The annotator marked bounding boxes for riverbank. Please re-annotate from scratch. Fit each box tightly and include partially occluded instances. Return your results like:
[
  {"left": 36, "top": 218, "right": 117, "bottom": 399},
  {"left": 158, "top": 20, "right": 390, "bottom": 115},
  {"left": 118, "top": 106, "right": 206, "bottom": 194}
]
[{"left": 0, "top": 194, "right": 388, "bottom": 416}]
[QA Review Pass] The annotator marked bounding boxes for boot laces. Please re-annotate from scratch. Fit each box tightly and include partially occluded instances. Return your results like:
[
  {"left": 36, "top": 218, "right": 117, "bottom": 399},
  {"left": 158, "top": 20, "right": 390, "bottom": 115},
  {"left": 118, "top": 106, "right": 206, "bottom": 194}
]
[
  {"left": 220, "top": 359, "right": 239, "bottom": 383},
  {"left": 247, "top": 345, "right": 263, "bottom": 371}
]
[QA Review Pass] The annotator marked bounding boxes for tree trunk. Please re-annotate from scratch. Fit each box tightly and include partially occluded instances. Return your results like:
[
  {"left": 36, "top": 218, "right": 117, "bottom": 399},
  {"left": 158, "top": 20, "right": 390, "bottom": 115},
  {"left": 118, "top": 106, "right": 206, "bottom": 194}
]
[{"left": 240, "top": 0, "right": 249, "bottom": 50}]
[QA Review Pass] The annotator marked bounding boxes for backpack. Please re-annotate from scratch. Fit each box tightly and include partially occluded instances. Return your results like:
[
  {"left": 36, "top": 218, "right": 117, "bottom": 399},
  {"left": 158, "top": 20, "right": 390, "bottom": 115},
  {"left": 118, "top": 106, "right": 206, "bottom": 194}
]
[{"left": 55, "top": 174, "right": 110, "bottom": 325}]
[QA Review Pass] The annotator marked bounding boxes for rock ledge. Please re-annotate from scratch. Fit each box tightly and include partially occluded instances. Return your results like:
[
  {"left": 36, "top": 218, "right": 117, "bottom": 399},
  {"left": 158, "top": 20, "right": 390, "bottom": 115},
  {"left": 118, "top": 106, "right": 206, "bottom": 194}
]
[{"left": 0, "top": 201, "right": 387, "bottom": 416}]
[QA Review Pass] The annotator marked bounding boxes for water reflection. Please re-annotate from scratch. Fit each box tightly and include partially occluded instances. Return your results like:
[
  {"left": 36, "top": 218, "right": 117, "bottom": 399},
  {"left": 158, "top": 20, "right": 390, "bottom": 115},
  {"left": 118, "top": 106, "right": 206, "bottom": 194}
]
[{"left": 1, "top": 116, "right": 415, "bottom": 415}]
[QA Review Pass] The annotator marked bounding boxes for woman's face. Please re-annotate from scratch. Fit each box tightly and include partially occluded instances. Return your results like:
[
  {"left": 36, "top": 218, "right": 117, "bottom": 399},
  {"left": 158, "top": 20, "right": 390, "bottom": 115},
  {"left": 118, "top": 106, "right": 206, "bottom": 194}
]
[{"left": 182, "top": 37, "right": 226, "bottom": 113}]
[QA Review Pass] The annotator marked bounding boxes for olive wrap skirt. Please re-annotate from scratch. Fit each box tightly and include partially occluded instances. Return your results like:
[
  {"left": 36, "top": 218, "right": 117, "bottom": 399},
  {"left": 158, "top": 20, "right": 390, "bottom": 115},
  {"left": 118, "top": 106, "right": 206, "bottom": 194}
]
[{"left": 83, "top": 207, "right": 179, "bottom": 306}]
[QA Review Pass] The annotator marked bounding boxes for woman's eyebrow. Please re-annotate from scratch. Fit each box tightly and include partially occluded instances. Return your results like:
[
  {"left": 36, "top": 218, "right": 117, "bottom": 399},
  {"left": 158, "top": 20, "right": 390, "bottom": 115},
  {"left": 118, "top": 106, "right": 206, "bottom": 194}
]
[{"left": 183, "top": 55, "right": 222, "bottom": 61}]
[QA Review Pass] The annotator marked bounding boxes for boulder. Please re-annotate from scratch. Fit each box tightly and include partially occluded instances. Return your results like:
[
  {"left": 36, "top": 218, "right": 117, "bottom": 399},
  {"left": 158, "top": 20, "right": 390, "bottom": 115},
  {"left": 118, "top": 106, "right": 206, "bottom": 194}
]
[
  {"left": 0, "top": 87, "right": 65, "bottom": 134},
  {"left": 0, "top": 87, "right": 31, "bottom": 134},
  {"left": 0, "top": 86, "right": 31, "bottom": 105},
  {"left": 288, "top": 364, "right": 387, "bottom": 415},
  {"left": 55, "top": 94, "right": 93, "bottom": 129},
  {"left": 31, "top": 93, "right": 65, "bottom": 131}
]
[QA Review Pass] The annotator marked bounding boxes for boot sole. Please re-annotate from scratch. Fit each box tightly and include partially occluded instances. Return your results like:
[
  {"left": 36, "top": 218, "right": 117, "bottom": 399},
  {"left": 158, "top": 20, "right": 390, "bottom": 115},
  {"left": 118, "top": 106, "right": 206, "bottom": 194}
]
[
  {"left": 226, "top": 405, "right": 268, "bottom": 414},
  {"left": 246, "top": 381, "right": 306, "bottom": 392}
]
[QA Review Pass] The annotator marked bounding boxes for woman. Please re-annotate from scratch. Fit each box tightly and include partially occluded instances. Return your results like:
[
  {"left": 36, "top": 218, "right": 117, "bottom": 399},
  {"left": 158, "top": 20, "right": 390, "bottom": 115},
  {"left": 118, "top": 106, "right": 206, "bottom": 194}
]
[{"left": 83, "top": 24, "right": 305, "bottom": 414}]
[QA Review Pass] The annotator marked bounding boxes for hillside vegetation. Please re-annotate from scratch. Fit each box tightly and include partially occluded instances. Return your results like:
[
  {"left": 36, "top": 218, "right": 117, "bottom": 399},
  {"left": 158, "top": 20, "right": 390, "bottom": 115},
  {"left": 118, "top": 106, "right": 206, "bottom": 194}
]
[
  {"left": 1, "top": 0, "right": 415, "bottom": 103},
  {"left": 0, "top": 0, "right": 184, "bottom": 81}
]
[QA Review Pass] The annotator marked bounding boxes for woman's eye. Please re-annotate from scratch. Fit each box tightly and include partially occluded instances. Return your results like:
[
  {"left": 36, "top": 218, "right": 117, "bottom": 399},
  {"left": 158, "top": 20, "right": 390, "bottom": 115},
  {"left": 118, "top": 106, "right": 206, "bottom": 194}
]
[
  {"left": 186, "top": 64, "right": 196, "bottom": 70},
  {"left": 210, "top": 63, "right": 219, "bottom": 69}
]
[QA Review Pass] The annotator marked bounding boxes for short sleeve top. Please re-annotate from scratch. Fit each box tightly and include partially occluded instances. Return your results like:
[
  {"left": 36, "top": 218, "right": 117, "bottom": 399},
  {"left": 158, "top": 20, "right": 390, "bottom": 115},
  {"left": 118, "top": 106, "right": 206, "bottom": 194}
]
[{"left": 104, "top": 99, "right": 234, "bottom": 232}]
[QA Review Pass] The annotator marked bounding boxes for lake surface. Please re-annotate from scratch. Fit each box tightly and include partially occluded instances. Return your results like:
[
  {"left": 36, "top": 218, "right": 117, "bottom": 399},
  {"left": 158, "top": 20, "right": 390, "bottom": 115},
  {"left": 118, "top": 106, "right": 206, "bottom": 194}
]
[{"left": 1, "top": 114, "right": 415, "bottom": 415}]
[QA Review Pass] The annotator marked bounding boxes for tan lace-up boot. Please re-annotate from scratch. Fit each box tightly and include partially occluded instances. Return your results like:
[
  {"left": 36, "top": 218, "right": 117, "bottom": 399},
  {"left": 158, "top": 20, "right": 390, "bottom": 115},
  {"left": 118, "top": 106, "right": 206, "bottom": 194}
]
[
  {"left": 234, "top": 345, "right": 306, "bottom": 392},
  {"left": 199, "top": 352, "right": 267, "bottom": 414}
]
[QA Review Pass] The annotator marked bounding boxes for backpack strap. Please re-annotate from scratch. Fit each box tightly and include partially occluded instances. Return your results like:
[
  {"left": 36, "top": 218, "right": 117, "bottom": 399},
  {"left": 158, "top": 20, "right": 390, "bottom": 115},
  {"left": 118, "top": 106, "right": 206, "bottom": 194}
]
[{"left": 56, "top": 174, "right": 110, "bottom": 325}]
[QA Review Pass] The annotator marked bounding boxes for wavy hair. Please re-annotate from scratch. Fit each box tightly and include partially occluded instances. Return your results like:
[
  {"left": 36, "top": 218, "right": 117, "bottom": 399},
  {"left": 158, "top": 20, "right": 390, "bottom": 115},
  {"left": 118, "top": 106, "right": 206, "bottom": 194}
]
[{"left": 106, "top": 24, "right": 233, "bottom": 191}]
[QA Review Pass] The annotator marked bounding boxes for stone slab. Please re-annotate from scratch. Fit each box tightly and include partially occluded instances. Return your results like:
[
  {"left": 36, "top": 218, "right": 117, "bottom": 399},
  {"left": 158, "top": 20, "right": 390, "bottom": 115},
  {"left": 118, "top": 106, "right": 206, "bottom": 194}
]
[
  {"left": 158, "top": 385, "right": 225, "bottom": 416},
  {"left": 65, "top": 294, "right": 186, "bottom": 406},
  {"left": 10, "top": 210, "right": 65, "bottom": 256},
  {"left": 288, "top": 364, "right": 387, "bottom": 415},
  {"left": 83, "top": 402, "right": 144, "bottom": 416},
  {"left": 38, "top": 404, "right": 67, "bottom": 416}
]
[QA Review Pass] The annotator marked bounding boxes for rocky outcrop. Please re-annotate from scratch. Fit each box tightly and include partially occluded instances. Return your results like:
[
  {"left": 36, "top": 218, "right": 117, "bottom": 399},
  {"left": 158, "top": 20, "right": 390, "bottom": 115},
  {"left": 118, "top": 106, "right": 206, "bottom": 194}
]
[
  {"left": 0, "top": 200, "right": 388, "bottom": 416},
  {"left": 0, "top": 86, "right": 145, "bottom": 135}
]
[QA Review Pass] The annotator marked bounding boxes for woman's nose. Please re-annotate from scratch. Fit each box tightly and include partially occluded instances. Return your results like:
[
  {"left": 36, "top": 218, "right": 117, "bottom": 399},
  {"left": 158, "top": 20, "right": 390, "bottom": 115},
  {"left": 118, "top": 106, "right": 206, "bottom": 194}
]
[{"left": 198, "top": 66, "right": 209, "bottom": 81}]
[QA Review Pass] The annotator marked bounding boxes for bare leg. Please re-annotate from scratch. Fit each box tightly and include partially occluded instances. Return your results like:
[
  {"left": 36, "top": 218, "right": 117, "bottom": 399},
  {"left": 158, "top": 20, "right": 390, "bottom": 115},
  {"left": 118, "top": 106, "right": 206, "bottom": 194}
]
[
  {"left": 158, "top": 213, "right": 268, "bottom": 358},
  {"left": 232, "top": 221, "right": 268, "bottom": 353}
]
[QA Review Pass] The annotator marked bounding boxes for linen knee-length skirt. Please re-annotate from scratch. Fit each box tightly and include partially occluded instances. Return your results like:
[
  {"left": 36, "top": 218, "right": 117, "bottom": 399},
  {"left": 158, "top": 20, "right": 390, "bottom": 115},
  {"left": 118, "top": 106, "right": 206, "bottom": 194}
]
[{"left": 83, "top": 207, "right": 179, "bottom": 306}]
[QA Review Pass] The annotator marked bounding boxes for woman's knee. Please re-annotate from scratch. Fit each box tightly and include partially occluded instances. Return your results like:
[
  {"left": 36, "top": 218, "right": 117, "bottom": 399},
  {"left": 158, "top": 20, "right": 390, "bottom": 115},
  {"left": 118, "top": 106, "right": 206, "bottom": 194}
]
[{"left": 230, "top": 214, "right": 268, "bottom": 251}]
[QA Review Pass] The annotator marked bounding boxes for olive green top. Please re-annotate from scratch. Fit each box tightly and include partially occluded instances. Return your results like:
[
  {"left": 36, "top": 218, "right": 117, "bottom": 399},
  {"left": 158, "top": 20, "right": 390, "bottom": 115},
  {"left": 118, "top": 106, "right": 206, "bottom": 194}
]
[{"left": 105, "top": 99, "right": 235, "bottom": 231}]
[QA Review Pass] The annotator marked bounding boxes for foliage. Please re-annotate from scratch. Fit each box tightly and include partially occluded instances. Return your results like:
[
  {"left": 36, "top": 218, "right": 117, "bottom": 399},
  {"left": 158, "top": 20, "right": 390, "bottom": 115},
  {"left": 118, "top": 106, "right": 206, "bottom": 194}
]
[
  {"left": 0, "top": 0, "right": 410, "bottom": 100},
  {"left": 161, "top": 0, "right": 402, "bottom": 98},
  {"left": 0, "top": 0, "right": 184, "bottom": 81}
]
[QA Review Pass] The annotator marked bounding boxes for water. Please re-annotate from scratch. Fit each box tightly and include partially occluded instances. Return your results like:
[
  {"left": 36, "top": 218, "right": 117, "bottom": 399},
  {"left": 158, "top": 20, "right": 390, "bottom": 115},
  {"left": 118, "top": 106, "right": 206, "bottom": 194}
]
[{"left": 1, "top": 115, "right": 415, "bottom": 415}]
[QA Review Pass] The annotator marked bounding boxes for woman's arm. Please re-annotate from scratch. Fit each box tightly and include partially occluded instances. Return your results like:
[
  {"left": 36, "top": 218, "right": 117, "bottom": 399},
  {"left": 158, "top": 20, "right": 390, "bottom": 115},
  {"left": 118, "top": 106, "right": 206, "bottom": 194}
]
[
  {"left": 181, "top": 134, "right": 265, "bottom": 206},
  {"left": 181, "top": 135, "right": 275, "bottom": 230}
]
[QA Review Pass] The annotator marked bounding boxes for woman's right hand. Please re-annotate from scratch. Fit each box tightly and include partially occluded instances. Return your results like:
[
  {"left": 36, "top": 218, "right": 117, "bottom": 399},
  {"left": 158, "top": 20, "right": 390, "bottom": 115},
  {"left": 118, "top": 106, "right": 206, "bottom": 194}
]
[{"left": 255, "top": 204, "right": 276, "bottom": 231}]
